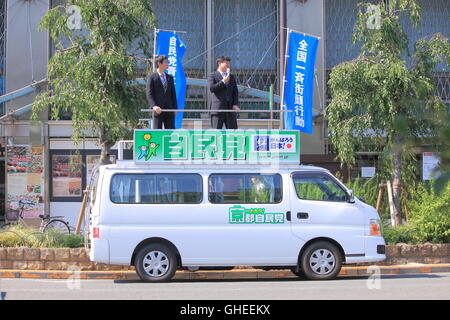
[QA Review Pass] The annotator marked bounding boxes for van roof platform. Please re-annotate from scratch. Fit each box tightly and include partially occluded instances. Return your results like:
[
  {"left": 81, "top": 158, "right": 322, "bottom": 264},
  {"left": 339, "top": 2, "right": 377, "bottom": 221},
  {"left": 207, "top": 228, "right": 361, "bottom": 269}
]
[{"left": 106, "top": 160, "right": 330, "bottom": 173}]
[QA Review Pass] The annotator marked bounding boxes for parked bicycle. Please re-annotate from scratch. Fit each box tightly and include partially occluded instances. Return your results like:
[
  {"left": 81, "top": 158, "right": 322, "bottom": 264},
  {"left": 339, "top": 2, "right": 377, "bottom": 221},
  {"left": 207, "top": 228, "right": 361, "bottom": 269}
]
[{"left": 0, "top": 199, "right": 71, "bottom": 234}]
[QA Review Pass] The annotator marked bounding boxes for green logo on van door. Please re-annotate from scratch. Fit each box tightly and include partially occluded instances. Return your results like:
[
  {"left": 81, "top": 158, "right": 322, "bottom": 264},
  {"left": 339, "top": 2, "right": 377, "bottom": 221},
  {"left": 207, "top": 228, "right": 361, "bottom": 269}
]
[{"left": 228, "top": 205, "right": 284, "bottom": 224}]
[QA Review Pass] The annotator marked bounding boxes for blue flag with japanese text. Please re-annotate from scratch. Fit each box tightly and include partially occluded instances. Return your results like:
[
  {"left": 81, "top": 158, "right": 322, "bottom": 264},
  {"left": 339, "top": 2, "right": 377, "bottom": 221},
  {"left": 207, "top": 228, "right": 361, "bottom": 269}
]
[
  {"left": 283, "top": 32, "right": 319, "bottom": 134},
  {"left": 155, "top": 31, "right": 187, "bottom": 129}
]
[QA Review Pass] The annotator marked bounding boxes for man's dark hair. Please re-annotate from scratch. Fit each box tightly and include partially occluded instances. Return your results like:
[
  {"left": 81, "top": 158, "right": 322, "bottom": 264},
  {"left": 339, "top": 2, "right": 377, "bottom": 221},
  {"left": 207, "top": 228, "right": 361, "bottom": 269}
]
[
  {"left": 155, "top": 55, "right": 168, "bottom": 67},
  {"left": 216, "top": 56, "right": 231, "bottom": 65}
]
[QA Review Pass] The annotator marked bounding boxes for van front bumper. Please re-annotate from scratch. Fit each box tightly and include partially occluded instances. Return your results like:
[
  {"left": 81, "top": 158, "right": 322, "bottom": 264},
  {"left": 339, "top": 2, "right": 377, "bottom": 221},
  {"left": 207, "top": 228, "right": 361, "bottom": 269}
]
[{"left": 345, "top": 236, "right": 386, "bottom": 264}]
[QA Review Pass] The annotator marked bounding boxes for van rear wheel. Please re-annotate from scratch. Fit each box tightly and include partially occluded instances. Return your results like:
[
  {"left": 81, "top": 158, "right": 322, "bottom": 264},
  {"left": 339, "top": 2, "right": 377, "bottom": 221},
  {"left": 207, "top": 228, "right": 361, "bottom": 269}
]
[
  {"left": 300, "top": 241, "right": 342, "bottom": 280},
  {"left": 135, "top": 243, "right": 177, "bottom": 282}
]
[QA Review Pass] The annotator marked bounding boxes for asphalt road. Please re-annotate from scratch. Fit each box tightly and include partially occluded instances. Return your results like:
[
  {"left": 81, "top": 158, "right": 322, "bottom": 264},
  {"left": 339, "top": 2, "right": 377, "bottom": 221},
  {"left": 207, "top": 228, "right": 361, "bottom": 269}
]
[{"left": 1, "top": 273, "right": 449, "bottom": 300}]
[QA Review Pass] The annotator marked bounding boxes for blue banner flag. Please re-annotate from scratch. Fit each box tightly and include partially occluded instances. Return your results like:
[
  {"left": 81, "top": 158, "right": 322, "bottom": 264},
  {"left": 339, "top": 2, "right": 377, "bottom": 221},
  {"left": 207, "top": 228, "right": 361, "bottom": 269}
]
[
  {"left": 155, "top": 31, "right": 187, "bottom": 129},
  {"left": 283, "top": 31, "right": 319, "bottom": 134}
]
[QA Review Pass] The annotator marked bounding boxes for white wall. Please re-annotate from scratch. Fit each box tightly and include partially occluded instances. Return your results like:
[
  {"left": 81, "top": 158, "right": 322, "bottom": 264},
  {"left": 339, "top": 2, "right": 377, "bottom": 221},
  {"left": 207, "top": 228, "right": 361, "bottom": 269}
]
[{"left": 50, "top": 202, "right": 82, "bottom": 228}]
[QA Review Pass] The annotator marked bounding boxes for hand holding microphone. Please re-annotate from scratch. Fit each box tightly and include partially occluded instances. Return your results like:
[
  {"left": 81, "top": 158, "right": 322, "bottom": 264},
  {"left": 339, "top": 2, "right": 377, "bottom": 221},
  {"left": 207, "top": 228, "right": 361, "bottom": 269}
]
[{"left": 223, "top": 68, "right": 231, "bottom": 83}]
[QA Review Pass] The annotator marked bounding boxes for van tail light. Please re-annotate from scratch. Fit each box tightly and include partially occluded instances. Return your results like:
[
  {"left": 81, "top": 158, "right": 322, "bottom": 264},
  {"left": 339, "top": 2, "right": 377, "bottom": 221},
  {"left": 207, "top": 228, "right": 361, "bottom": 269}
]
[
  {"left": 370, "top": 219, "right": 381, "bottom": 236},
  {"left": 93, "top": 227, "right": 100, "bottom": 239}
]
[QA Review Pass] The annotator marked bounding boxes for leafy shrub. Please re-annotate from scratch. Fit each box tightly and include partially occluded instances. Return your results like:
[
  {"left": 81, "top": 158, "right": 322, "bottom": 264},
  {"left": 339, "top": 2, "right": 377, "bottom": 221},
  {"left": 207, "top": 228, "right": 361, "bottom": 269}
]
[
  {"left": 382, "top": 223, "right": 417, "bottom": 245},
  {"left": 407, "top": 182, "right": 450, "bottom": 244},
  {"left": 344, "top": 177, "right": 390, "bottom": 218},
  {"left": 0, "top": 230, "right": 24, "bottom": 247},
  {"left": 0, "top": 225, "right": 84, "bottom": 248},
  {"left": 63, "top": 234, "right": 85, "bottom": 248}
]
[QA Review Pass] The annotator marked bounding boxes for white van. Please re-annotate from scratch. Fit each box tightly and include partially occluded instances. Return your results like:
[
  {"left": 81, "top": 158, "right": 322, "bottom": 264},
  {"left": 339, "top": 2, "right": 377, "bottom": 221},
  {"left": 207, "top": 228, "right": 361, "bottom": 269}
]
[{"left": 88, "top": 161, "right": 386, "bottom": 282}]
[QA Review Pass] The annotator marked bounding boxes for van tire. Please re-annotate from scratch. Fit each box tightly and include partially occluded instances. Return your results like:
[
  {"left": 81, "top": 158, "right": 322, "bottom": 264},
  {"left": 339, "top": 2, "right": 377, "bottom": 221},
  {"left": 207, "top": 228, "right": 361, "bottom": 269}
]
[
  {"left": 300, "top": 241, "right": 342, "bottom": 280},
  {"left": 135, "top": 243, "right": 177, "bottom": 282}
]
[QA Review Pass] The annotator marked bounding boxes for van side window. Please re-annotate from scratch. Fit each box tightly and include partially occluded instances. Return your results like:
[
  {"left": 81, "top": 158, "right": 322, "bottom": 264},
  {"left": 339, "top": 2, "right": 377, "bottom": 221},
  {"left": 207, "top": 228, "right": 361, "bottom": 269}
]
[
  {"left": 110, "top": 174, "right": 202, "bottom": 204},
  {"left": 208, "top": 174, "right": 282, "bottom": 204},
  {"left": 293, "top": 174, "right": 348, "bottom": 202}
]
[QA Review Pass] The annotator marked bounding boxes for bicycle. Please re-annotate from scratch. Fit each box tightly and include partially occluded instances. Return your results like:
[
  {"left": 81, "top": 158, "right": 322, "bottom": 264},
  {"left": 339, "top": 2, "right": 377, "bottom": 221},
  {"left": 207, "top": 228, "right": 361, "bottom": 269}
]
[{"left": 0, "top": 199, "right": 71, "bottom": 234}]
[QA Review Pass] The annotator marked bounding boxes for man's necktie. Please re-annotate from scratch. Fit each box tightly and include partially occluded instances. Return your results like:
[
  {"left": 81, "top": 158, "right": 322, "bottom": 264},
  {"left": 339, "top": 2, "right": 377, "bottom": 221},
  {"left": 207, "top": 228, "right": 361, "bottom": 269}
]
[{"left": 161, "top": 74, "right": 167, "bottom": 91}]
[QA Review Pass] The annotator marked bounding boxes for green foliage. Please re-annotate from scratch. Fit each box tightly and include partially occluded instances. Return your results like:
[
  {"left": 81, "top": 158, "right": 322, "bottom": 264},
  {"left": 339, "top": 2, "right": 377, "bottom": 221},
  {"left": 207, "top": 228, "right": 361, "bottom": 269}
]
[
  {"left": 345, "top": 178, "right": 450, "bottom": 244},
  {"left": 345, "top": 177, "right": 387, "bottom": 214},
  {"left": 0, "top": 225, "right": 84, "bottom": 248},
  {"left": 327, "top": 0, "right": 449, "bottom": 171},
  {"left": 382, "top": 223, "right": 417, "bottom": 245},
  {"left": 33, "top": 0, "right": 156, "bottom": 164},
  {"left": 434, "top": 114, "right": 450, "bottom": 194},
  {"left": 407, "top": 181, "right": 450, "bottom": 243},
  {"left": 295, "top": 182, "right": 323, "bottom": 201},
  {"left": 326, "top": 0, "right": 449, "bottom": 221},
  {"left": 62, "top": 234, "right": 85, "bottom": 248}
]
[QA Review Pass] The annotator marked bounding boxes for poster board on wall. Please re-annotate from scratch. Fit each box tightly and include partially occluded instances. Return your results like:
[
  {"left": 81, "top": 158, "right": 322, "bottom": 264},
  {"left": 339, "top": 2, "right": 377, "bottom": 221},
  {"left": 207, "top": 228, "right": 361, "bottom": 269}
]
[
  {"left": 6, "top": 145, "right": 45, "bottom": 221},
  {"left": 51, "top": 154, "right": 82, "bottom": 198}
]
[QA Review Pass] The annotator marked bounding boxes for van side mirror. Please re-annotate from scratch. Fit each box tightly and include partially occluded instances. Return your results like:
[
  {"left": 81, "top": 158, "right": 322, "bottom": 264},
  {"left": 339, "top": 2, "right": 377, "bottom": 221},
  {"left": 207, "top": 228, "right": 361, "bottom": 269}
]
[{"left": 347, "top": 190, "right": 355, "bottom": 203}]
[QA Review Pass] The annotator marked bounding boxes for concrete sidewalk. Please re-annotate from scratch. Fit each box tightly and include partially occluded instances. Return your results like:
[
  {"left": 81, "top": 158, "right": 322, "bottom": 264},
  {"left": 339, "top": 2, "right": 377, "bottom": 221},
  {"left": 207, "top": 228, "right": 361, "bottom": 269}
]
[{"left": 1, "top": 263, "right": 450, "bottom": 280}]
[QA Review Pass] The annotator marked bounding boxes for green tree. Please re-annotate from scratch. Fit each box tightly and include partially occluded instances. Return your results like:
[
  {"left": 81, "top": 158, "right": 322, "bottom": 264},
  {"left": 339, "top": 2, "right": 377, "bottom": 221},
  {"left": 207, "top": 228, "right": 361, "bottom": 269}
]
[
  {"left": 326, "top": 0, "right": 449, "bottom": 225},
  {"left": 33, "top": 0, "right": 156, "bottom": 164}
]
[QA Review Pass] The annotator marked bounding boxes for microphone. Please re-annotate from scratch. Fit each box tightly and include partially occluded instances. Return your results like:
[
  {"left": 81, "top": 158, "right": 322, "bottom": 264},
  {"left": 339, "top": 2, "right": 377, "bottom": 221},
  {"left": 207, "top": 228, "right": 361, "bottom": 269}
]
[{"left": 226, "top": 68, "right": 230, "bottom": 76}]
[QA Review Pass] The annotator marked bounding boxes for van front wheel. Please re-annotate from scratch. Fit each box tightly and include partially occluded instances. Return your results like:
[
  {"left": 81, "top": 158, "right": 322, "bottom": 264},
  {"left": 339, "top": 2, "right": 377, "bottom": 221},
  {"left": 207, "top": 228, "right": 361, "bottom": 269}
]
[
  {"left": 135, "top": 243, "right": 177, "bottom": 282},
  {"left": 300, "top": 241, "right": 342, "bottom": 280}
]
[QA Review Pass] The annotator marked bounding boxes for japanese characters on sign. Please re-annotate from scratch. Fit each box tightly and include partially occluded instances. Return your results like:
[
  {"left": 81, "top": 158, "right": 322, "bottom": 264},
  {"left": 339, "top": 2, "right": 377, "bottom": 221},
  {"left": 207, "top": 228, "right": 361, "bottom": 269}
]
[
  {"left": 134, "top": 130, "right": 300, "bottom": 164},
  {"left": 155, "top": 31, "right": 187, "bottom": 128},
  {"left": 229, "top": 205, "right": 285, "bottom": 224},
  {"left": 284, "top": 31, "right": 319, "bottom": 134},
  {"left": 167, "top": 35, "right": 178, "bottom": 77}
]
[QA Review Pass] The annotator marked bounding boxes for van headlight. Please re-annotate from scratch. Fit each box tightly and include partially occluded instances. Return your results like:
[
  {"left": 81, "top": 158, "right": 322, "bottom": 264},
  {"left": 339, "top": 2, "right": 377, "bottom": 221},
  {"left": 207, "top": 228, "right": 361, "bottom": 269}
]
[{"left": 369, "top": 219, "right": 381, "bottom": 236}]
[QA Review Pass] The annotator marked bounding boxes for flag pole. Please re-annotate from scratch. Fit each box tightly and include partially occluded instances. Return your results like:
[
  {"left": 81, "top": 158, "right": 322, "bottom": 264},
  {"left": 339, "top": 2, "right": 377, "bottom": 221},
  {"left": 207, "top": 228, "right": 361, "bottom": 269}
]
[
  {"left": 280, "top": 26, "right": 321, "bottom": 40},
  {"left": 279, "top": 28, "right": 290, "bottom": 130},
  {"left": 153, "top": 28, "right": 158, "bottom": 72}
]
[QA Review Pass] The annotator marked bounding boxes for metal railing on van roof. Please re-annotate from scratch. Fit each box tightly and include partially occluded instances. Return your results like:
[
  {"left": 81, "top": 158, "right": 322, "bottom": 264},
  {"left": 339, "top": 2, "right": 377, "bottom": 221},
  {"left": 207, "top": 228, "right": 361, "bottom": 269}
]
[{"left": 139, "top": 108, "right": 293, "bottom": 129}]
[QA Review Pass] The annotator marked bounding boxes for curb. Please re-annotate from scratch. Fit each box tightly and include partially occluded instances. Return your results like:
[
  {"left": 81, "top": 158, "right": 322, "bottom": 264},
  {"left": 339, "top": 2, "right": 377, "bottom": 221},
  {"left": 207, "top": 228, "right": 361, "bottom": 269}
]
[{"left": 1, "top": 264, "right": 450, "bottom": 280}]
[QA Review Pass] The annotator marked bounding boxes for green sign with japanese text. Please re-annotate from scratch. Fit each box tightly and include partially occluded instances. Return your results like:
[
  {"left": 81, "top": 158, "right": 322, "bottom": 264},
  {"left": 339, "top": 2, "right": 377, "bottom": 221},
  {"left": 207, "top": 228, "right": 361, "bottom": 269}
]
[
  {"left": 134, "top": 130, "right": 300, "bottom": 164},
  {"left": 228, "top": 205, "right": 285, "bottom": 224}
]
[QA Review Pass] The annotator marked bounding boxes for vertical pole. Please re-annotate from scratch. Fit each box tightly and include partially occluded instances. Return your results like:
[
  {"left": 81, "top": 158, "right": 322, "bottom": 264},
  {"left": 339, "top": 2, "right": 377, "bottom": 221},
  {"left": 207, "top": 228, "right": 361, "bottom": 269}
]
[
  {"left": 153, "top": 28, "right": 158, "bottom": 72},
  {"left": 279, "top": 28, "right": 290, "bottom": 130},
  {"left": 269, "top": 85, "right": 274, "bottom": 130},
  {"left": 387, "top": 180, "right": 397, "bottom": 227},
  {"left": 75, "top": 188, "right": 88, "bottom": 235},
  {"left": 279, "top": 0, "right": 287, "bottom": 128},
  {"left": 206, "top": 0, "right": 214, "bottom": 115},
  {"left": 118, "top": 141, "right": 123, "bottom": 161},
  {"left": 376, "top": 182, "right": 386, "bottom": 213}
]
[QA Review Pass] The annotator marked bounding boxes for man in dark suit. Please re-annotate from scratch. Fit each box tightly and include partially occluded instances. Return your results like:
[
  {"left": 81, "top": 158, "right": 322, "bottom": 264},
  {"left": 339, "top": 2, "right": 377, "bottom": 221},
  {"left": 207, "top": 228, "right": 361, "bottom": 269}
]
[
  {"left": 208, "top": 56, "right": 240, "bottom": 129},
  {"left": 146, "top": 55, "right": 177, "bottom": 129}
]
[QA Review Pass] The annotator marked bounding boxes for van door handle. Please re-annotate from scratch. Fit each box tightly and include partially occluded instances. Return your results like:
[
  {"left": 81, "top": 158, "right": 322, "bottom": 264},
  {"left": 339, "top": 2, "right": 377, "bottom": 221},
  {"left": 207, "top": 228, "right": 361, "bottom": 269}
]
[
  {"left": 297, "top": 212, "right": 309, "bottom": 219},
  {"left": 286, "top": 211, "right": 291, "bottom": 221}
]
